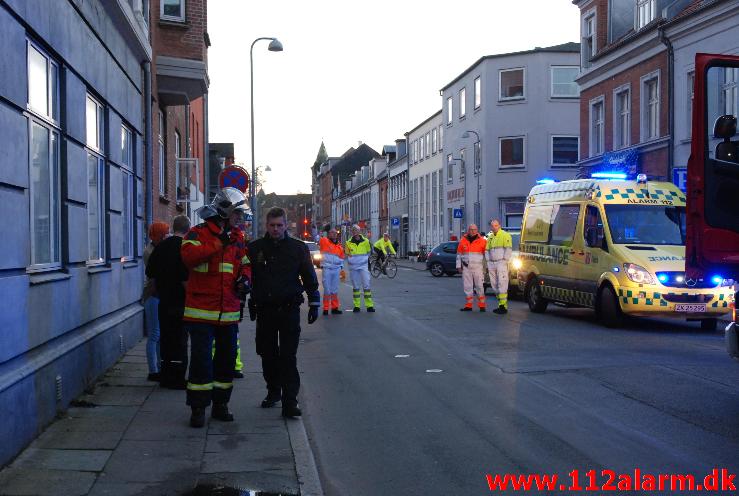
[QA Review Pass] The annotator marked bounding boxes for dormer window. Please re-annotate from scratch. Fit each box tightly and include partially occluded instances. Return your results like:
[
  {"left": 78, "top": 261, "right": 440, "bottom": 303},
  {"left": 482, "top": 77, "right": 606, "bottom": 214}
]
[{"left": 637, "top": 0, "right": 656, "bottom": 29}]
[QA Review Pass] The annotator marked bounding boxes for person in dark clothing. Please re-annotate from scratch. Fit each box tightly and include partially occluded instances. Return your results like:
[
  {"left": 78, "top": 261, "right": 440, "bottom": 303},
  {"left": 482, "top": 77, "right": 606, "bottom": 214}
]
[
  {"left": 146, "top": 215, "right": 191, "bottom": 389},
  {"left": 247, "top": 207, "right": 320, "bottom": 418}
]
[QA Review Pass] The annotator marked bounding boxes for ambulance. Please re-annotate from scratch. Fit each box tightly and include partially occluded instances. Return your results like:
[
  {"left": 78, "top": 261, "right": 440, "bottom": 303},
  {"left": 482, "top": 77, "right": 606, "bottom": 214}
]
[{"left": 517, "top": 173, "right": 734, "bottom": 329}]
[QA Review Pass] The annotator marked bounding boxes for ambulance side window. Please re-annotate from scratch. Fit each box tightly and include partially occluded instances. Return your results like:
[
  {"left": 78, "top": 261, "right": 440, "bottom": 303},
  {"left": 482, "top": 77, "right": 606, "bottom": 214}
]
[
  {"left": 550, "top": 205, "right": 580, "bottom": 247},
  {"left": 584, "top": 205, "right": 606, "bottom": 249}
]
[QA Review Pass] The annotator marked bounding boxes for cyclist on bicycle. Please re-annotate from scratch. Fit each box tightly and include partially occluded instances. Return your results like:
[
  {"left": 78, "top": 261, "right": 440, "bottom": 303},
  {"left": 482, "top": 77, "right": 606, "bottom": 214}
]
[{"left": 373, "top": 233, "right": 396, "bottom": 269}]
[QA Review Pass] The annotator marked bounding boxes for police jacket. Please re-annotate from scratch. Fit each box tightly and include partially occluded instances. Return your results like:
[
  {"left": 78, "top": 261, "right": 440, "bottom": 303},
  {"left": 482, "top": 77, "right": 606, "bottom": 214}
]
[
  {"left": 180, "top": 220, "right": 250, "bottom": 325},
  {"left": 248, "top": 233, "right": 320, "bottom": 308}
]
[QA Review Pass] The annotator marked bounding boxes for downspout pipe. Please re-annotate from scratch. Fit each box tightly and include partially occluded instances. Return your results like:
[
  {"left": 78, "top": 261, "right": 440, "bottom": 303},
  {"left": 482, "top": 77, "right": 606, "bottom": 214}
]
[
  {"left": 659, "top": 25, "right": 675, "bottom": 182},
  {"left": 144, "top": 61, "right": 153, "bottom": 231}
]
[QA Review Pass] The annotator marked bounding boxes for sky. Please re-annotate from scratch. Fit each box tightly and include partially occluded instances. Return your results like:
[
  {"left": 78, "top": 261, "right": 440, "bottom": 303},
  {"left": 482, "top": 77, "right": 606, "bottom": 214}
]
[{"left": 207, "top": 0, "right": 581, "bottom": 195}]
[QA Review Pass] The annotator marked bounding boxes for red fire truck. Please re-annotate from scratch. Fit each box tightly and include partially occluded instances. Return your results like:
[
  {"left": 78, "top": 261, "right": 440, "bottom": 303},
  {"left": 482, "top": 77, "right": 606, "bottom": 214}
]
[{"left": 686, "top": 54, "right": 739, "bottom": 359}]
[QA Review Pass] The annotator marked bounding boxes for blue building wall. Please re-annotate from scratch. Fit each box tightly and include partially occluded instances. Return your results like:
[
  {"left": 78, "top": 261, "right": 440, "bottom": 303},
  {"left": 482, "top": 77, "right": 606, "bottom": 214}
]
[{"left": 0, "top": 0, "right": 148, "bottom": 466}]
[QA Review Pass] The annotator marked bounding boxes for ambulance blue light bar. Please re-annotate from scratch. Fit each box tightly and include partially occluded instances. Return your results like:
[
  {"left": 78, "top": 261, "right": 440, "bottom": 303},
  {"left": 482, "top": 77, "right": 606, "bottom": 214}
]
[
  {"left": 591, "top": 172, "right": 628, "bottom": 180},
  {"left": 711, "top": 275, "right": 724, "bottom": 285},
  {"left": 536, "top": 178, "right": 557, "bottom": 185}
]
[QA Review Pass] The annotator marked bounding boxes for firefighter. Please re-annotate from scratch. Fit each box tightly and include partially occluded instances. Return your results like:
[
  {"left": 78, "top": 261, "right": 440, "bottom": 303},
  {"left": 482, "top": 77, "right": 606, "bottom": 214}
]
[
  {"left": 373, "top": 232, "right": 396, "bottom": 268},
  {"left": 345, "top": 224, "right": 374, "bottom": 312},
  {"left": 486, "top": 219, "right": 513, "bottom": 314},
  {"left": 181, "top": 187, "right": 250, "bottom": 428},
  {"left": 457, "top": 224, "right": 487, "bottom": 312},
  {"left": 317, "top": 228, "right": 345, "bottom": 315}
]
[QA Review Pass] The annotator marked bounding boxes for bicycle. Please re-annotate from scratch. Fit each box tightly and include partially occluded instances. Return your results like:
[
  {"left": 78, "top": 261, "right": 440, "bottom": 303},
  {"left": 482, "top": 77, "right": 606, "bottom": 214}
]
[
  {"left": 370, "top": 254, "right": 397, "bottom": 279},
  {"left": 416, "top": 244, "right": 429, "bottom": 263}
]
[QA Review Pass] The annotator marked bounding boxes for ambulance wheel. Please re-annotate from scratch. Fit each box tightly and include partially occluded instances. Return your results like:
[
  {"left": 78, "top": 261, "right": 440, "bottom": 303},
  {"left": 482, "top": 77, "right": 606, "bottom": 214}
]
[
  {"left": 700, "top": 318, "right": 718, "bottom": 331},
  {"left": 430, "top": 262, "right": 445, "bottom": 277},
  {"left": 526, "top": 278, "right": 548, "bottom": 313},
  {"left": 598, "top": 285, "right": 624, "bottom": 328}
]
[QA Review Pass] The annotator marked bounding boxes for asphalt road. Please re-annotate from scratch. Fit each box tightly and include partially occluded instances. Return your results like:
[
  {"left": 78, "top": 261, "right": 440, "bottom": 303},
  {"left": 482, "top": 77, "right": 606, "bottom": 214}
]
[{"left": 297, "top": 266, "right": 739, "bottom": 495}]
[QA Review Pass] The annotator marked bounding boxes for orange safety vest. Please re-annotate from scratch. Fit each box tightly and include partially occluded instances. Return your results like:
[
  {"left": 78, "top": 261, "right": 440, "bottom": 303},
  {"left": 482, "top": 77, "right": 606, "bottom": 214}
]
[{"left": 457, "top": 235, "right": 487, "bottom": 266}]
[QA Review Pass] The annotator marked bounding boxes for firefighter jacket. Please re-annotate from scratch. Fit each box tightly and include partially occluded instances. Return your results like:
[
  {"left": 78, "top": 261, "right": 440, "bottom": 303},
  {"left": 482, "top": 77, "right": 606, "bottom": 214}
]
[
  {"left": 486, "top": 229, "right": 513, "bottom": 262},
  {"left": 345, "top": 235, "right": 372, "bottom": 269},
  {"left": 247, "top": 233, "right": 320, "bottom": 308},
  {"left": 318, "top": 236, "right": 345, "bottom": 270},
  {"left": 456, "top": 234, "right": 487, "bottom": 269},
  {"left": 180, "top": 220, "right": 250, "bottom": 325},
  {"left": 373, "top": 238, "right": 396, "bottom": 255}
]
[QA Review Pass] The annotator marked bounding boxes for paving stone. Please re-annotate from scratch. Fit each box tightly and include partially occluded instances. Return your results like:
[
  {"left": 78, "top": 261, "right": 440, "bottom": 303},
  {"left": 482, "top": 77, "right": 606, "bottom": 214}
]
[
  {"left": 0, "top": 468, "right": 97, "bottom": 496},
  {"left": 123, "top": 409, "right": 206, "bottom": 441},
  {"left": 88, "top": 479, "right": 196, "bottom": 496},
  {"left": 34, "top": 429, "right": 123, "bottom": 450},
  {"left": 11, "top": 448, "right": 111, "bottom": 472},
  {"left": 200, "top": 441, "right": 293, "bottom": 473},
  {"left": 198, "top": 471, "right": 299, "bottom": 496},
  {"left": 102, "top": 375, "right": 154, "bottom": 387},
  {"left": 79, "top": 386, "right": 151, "bottom": 406},
  {"left": 118, "top": 354, "right": 148, "bottom": 364},
  {"left": 101, "top": 440, "right": 204, "bottom": 483},
  {"left": 47, "top": 406, "right": 139, "bottom": 433}
]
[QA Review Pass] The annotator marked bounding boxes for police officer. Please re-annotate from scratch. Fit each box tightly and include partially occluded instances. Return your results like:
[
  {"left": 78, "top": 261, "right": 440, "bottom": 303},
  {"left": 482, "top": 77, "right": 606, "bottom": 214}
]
[
  {"left": 486, "top": 219, "right": 513, "bottom": 314},
  {"left": 181, "top": 188, "right": 250, "bottom": 428},
  {"left": 248, "top": 207, "right": 320, "bottom": 418}
]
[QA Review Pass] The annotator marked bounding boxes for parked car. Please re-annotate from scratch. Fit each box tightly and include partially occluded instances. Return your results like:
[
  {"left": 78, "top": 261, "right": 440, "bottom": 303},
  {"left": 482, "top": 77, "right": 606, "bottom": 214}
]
[
  {"left": 426, "top": 242, "right": 459, "bottom": 277},
  {"left": 304, "top": 241, "right": 322, "bottom": 268}
]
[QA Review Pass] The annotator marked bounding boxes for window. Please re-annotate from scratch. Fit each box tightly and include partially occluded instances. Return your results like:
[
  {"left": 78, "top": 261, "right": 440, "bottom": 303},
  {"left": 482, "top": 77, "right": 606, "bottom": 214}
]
[
  {"left": 122, "top": 170, "right": 134, "bottom": 260},
  {"left": 27, "top": 42, "right": 61, "bottom": 270},
  {"left": 605, "top": 205, "right": 685, "bottom": 245},
  {"left": 426, "top": 132, "right": 431, "bottom": 158},
  {"left": 438, "top": 172, "right": 444, "bottom": 232},
  {"left": 447, "top": 209, "right": 453, "bottom": 235},
  {"left": 582, "top": 14, "right": 595, "bottom": 68},
  {"left": 614, "top": 88, "right": 630, "bottom": 149},
  {"left": 175, "top": 130, "right": 181, "bottom": 159},
  {"left": 432, "top": 127, "right": 438, "bottom": 154},
  {"left": 447, "top": 97, "right": 453, "bottom": 124},
  {"left": 439, "top": 125, "right": 444, "bottom": 150},
  {"left": 447, "top": 154, "right": 453, "bottom": 183},
  {"left": 637, "top": 0, "right": 656, "bottom": 30},
  {"left": 86, "top": 95, "right": 104, "bottom": 152},
  {"left": 473, "top": 141, "right": 481, "bottom": 174},
  {"left": 584, "top": 205, "right": 605, "bottom": 248},
  {"left": 522, "top": 205, "right": 553, "bottom": 243},
  {"left": 642, "top": 74, "right": 659, "bottom": 141},
  {"left": 551, "top": 66, "right": 579, "bottom": 98},
  {"left": 500, "top": 198, "right": 526, "bottom": 229},
  {"left": 500, "top": 68, "right": 525, "bottom": 100},
  {"left": 474, "top": 202, "right": 481, "bottom": 228},
  {"left": 121, "top": 125, "right": 133, "bottom": 169},
  {"left": 459, "top": 149, "right": 466, "bottom": 179},
  {"left": 687, "top": 71, "right": 695, "bottom": 139},
  {"left": 551, "top": 136, "right": 579, "bottom": 166},
  {"left": 474, "top": 76, "right": 481, "bottom": 109},
  {"left": 550, "top": 204, "right": 580, "bottom": 246},
  {"left": 161, "top": 0, "right": 185, "bottom": 22},
  {"left": 158, "top": 110, "right": 166, "bottom": 195},
  {"left": 459, "top": 87, "right": 466, "bottom": 118},
  {"left": 415, "top": 140, "right": 420, "bottom": 163},
  {"left": 721, "top": 68, "right": 738, "bottom": 117},
  {"left": 419, "top": 136, "right": 424, "bottom": 162},
  {"left": 499, "top": 136, "right": 525, "bottom": 168},
  {"left": 590, "top": 98, "right": 604, "bottom": 156},
  {"left": 87, "top": 153, "right": 105, "bottom": 263},
  {"left": 27, "top": 43, "right": 59, "bottom": 122}
]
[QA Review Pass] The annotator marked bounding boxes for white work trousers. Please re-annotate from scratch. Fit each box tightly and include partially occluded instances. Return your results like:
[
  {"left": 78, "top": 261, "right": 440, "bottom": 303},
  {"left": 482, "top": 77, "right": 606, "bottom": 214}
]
[
  {"left": 462, "top": 263, "right": 485, "bottom": 297},
  {"left": 489, "top": 260, "right": 509, "bottom": 295},
  {"left": 350, "top": 266, "right": 371, "bottom": 291},
  {"left": 322, "top": 268, "right": 340, "bottom": 296}
]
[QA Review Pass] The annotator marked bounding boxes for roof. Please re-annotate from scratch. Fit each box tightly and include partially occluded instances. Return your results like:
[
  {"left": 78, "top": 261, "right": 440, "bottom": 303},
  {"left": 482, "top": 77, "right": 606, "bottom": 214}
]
[
  {"left": 440, "top": 42, "right": 580, "bottom": 92},
  {"left": 529, "top": 179, "right": 685, "bottom": 205},
  {"left": 330, "top": 143, "right": 380, "bottom": 182},
  {"left": 406, "top": 110, "right": 443, "bottom": 136}
]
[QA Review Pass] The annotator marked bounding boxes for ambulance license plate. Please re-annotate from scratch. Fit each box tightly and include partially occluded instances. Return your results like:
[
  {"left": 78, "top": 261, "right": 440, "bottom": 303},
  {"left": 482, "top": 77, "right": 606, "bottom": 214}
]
[{"left": 675, "top": 303, "right": 707, "bottom": 313}]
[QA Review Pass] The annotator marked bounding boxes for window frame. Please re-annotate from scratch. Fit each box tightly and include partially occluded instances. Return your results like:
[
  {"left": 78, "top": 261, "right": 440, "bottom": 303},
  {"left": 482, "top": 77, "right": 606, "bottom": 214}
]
[
  {"left": 26, "top": 40, "right": 60, "bottom": 125},
  {"left": 613, "top": 84, "right": 631, "bottom": 149},
  {"left": 474, "top": 76, "right": 481, "bottom": 109},
  {"left": 640, "top": 71, "right": 660, "bottom": 142},
  {"left": 160, "top": 0, "right": 186, "bottom": 22},
  {"left": 432, "top": 127, "right": 438, "bottom": 154},
  {"left": 499, "top": 135, "right": 526, "bottom": 169},
  {"left": 636, "top": 0, "right": 656, "bottom": 30},
  {"left": 589, "top": 96, "right": 605, "bottom": 157},
  {"left": 425, "top": 131, "right": 431, "bottom": 158},
  {"left": 687, "top": 71, "right": 695, "bottom": 139},
  {"left": 499, "top": 67, "right": 526, "bottom": 102},
  {"left": 473, "top": 140, "right": 482, "bottom": 175},
  {"left": 582, "top": 11, "right": 596, "bottom": 69},
  {"left": 459, "top": 148, "right": 466, "bottom": 179},
  {"left": 121, "top": 168, "right": 135, "bottom": 261},
  {"left": 551, "top": 135, "right": 580, "bottom": 167},
  {"left": 158, "top": 110, "right": 166, "bottom": 196},
  {"left": 459, "top": 87, "right": 466, "bottom": 118},
  {"left": 447, "top": 154, "right": 454, "bottom": 183},
  {"left": 121, "top": 125, "right": 133, "bottom": 170},
  {"left": 550, "top": 65, "right": 580, "bottom": 98},
  {"left": 86, "top": 94, "right": 104, "bottom": 153},
  {"left": 86, "top": 151, "right": 106, "bottom": 265},
  {"left": 446, "top": 97, "right": 453, "bottom": 125}
]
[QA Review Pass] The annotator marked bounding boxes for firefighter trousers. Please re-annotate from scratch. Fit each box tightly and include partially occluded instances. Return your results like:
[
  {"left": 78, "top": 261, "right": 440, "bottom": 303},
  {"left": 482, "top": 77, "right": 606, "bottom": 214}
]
[
  {"left": 186, "top": 322, "right": 237, "bottom": 408},
  {"left": 462, "top": 263, "right": 486, "bottom": 309},
  {"left": 255, "top": 306, "right": 301, "bottom": 407},
  {"left": 349, "top": 266, "right": 373, "bottom": 308},
  {"left": 489, "top": 260, "right": 509, "bottom": 308}
]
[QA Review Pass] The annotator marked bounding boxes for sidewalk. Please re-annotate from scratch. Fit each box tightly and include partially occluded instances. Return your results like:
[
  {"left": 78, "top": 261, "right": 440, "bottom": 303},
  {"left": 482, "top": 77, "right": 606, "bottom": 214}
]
[
  {"left": 394, "top": 257, "right": 427, "bottom": 271},
  {"left": 0, "top": 334, "right": 323, "bottom": 496}
]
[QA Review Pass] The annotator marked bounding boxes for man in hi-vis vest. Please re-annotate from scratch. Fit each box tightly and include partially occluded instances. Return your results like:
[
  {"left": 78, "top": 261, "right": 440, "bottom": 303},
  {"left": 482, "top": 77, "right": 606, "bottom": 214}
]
[
  {"left": 486, "top": 219, "right": 512, "bottom": 314},
  {"left": 456, "top": 224, "right": 488, "bottom": 312}
]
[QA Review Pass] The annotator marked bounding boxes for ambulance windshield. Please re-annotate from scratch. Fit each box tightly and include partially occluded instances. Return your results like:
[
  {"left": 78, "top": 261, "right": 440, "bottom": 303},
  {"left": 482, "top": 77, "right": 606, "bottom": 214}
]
[{"left": 605, "top": 205, "right": 686, "bottom": 245}]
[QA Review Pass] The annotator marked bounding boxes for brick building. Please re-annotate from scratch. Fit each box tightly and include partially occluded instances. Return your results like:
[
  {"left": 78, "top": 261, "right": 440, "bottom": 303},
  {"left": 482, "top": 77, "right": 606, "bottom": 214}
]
[{"left": 573, "top": 0, "right": 706, "bottom": 180}]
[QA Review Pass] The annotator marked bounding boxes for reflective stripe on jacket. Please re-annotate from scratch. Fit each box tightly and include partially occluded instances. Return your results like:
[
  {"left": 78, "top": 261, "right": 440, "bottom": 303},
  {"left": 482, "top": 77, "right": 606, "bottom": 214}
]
[
  {"left": 181, "top": 220, "right": 249, "bottom": 325},
  {"left": 319, "top": 236, "right": 345, "bottom": 270},
  {"left": 373, "top": 238, "right": 396, "bottom": 255},
  {"left": 486, "top": 229, "right": 512, "bottom": 262},
  {"left": 345, "top": 235, "right": 372, "bottom": 268},
  {"left": 456, "top": 234, "right": 487, "bottom": 268}
]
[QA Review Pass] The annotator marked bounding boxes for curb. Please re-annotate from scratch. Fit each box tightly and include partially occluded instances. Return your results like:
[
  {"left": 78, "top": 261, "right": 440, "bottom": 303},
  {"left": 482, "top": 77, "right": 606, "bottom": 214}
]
[
  {"left": 286, "top": 418, "right": 325, "bottom": 496},
  {"left": 395, "top": 261, "right": 427, "bottom": 272}
]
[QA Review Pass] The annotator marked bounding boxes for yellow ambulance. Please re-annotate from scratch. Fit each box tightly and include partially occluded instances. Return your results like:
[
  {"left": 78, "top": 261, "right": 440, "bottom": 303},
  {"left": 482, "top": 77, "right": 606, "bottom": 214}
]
[{"left": 517, "top": 174, "right": 734, "bottom": 329}]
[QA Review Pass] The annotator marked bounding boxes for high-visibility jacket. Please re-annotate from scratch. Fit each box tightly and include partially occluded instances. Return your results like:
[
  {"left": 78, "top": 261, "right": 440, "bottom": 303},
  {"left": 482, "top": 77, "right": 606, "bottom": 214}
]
[
  {"left": 456, "top": 234, "right": 487, "bottom": 269},
  {"left": 318, "top": 236, "right": 344, "bottom": 270},
  {"left": 373, "top": 238, "right": 396, "bottom": 255},
  {"left": 345, "top": 235, "right": 372, "bottom": 269},
  {"left": 486, "top": 229, "right": 512, "bottom": 262},
  {"left": 181, "top": 220, "right": 250, "bottom": 325}
]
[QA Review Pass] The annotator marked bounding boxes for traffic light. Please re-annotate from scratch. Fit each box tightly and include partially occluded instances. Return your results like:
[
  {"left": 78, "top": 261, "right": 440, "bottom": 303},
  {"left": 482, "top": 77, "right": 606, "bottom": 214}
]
[{"left": 303, "top": 218, "right": 308, "bottom": 225}]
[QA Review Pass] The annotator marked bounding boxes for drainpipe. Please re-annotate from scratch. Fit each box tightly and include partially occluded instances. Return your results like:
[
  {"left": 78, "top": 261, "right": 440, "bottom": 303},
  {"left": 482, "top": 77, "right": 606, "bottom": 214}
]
[
  {"left": 204, "top": 93, "right": 209, "bottom": 205},
  {"left": 143, "top": 61, "right": 153, "bottom": 231},
  {"left": 185, "top": 102, "right": 190, "bottom": 218},
  {"left": 659, "top": 26, "right": 675, "bottom": 182}
]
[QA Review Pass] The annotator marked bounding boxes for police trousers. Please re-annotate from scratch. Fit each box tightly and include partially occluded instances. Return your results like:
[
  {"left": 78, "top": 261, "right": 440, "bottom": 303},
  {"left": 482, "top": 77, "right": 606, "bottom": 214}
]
[{"left": 255, "top": 305, "right": 301, "bottom": 407}]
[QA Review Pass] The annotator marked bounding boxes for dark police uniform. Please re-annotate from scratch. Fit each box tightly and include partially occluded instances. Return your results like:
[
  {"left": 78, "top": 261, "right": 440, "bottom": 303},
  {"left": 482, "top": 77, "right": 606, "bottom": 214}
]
[{"left": 248, "top": 233, "right": 320, "bottom": 413}]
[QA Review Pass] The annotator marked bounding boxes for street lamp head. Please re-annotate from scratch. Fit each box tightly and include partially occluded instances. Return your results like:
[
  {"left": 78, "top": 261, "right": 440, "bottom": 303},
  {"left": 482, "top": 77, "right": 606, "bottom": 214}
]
[
  {"left": 268, "top": 38, "right": 283, "bottom": 52},
  {"left": 264, "top": 165, "right": 272, "bottom": 172}
]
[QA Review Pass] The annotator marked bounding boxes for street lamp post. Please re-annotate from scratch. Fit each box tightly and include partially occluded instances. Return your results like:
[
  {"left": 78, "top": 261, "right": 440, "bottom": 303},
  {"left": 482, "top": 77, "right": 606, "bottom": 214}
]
[
  {"left": 462, "top": 130, "right": 481, "bottom": 227},
  {"left": 250, "top": 37, "right": 283, "bottom": 239}
]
